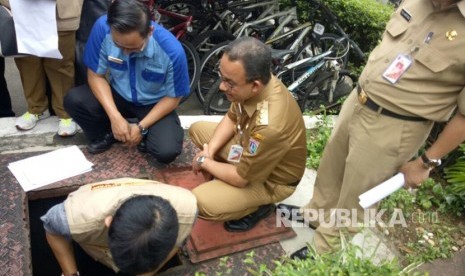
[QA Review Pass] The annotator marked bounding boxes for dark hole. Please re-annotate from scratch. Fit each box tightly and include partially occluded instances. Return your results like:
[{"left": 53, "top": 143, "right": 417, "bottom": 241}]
[{"left": 29, "top": 196, "right": 182, "bottom": 275}]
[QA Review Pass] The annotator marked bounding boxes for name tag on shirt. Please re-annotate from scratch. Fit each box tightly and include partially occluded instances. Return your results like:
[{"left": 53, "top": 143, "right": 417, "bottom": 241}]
[{"left": 108, "top": 56, "right": 123, "bottom": 64}]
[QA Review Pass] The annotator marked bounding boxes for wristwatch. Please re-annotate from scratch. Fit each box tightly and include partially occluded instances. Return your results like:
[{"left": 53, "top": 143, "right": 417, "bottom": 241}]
[
  {"left": 137, "top": 123, "right": 148, "bottom": 136},
  {"left": 196, "top": 155, "right": 206, "bottom": 167},
  {"left": 421, "top": 153, "right": 441, "bottom": 169}
]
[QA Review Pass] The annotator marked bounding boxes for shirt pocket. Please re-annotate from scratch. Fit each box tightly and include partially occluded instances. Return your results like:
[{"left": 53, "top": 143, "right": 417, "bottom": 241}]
[
  {"left": 140, "top": 64, "right": 165, "bottom": 92},
  {"left": 108, "top": 59, "right": 127, "bottom": 79},
  {"left": 415, "top": 44, "right": 451, "bottom": 73},
  {"left": 56, "top": 0, "right": 82, "bottom": 20}
]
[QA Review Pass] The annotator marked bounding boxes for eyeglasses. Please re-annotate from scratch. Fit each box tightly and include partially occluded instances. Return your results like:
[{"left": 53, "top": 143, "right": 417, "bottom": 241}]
[
  {"left": 217, "top": 70, "right": 237, "bottom": 91},
  {"left": 113, "top": 37, "right": 147, "bottom": 53}
]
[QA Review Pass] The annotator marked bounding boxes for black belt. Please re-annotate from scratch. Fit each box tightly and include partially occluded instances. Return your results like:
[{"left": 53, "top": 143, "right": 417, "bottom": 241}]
[{"left": 357, "top": 85, "right": 427, "bottom": 122}]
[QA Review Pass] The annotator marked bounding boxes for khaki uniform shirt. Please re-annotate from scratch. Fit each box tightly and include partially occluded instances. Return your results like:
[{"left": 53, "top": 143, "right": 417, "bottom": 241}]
[
  {"left": 359, "top": 0, "right": 465, "bottom": 122},
  {"left": 64, "top": 178, "right": 197, "bottom": 271},
  {"left": 226, "top": 75, "right": 307, "bottom": 190},
  {"left": 0, "top": 0, "right": 83, "bottom": 31}
]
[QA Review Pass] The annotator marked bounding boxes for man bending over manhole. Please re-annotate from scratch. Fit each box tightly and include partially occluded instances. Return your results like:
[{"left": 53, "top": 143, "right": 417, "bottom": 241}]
[{"left": 40, "top": 178, "right": 197, "bottom": 275}]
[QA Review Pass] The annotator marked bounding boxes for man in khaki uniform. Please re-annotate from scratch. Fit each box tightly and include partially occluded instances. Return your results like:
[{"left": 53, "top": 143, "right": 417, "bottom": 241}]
[
  {"left": 41, "top": 178, "right": 197, "bottom": 275},
  {"left": 190, "top": 37, "right": 307, "bottom": 232},
  {"left": 0, "top": 0, "right": 83, "bottom": 136},
  {"left": 278, "top": 0, "right": 465, "bottom": 258}
]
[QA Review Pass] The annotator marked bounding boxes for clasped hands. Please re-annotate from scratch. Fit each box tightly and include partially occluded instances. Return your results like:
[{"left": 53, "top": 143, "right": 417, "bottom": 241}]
[{"left": 111, "top": 117, "right": 143, "bottom": 147}]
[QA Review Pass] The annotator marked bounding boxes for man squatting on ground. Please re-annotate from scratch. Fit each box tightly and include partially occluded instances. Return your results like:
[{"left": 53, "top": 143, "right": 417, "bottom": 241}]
[
  {"left": 189, "top": 37, "right": 307, "bottom": 232},
  {"left": 64, "top": 0, "right": 189, "bottom": 165},
  {"left": 278, "top": 0, "right": 465, "bottom": 259},
  {"left": 41, "top": 178, "right": 197, "bottom": 276}
]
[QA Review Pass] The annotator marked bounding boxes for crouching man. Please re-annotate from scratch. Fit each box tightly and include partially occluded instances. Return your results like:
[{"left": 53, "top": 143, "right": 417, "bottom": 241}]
[{"left": 40, "top": 178, "right": 197, "bottom": 275}]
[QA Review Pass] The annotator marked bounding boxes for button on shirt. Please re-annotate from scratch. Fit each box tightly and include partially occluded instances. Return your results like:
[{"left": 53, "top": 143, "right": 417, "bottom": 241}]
[
  {"left": 359, "top": 0, "right": 465, "bottom": 121},
  {"left": 83, "top": 15, "right": 190, "bottom": 105}
]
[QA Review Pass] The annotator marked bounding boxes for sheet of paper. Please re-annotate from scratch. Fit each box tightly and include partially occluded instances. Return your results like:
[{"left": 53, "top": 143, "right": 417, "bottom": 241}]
[
  {"left": 8, "top": 146, "right": 93, "bottom": 192},
  {"left": 9, "top": 0, "right": 62, "bottom": 59},
  {"left": 359, "top": 173, "right": 405, "bottom": 209}
]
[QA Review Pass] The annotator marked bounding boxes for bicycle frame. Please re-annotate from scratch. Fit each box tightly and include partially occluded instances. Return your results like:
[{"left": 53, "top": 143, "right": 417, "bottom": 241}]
[{"left": 156, "top": 7, "right": 193, "bottom": 39}]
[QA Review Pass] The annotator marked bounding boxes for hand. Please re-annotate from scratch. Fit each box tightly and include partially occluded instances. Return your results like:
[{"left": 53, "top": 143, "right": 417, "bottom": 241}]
[
  {"left": 125, "top": 124, "right": 143, "bottom": 147},
  {"left": 110, "top": 116, "right": 131, "bottom": 143},
  {"left": 399, "top": 158, "right": 431, "bottom": 189},
  {"left": 192, "top": 144, "right": 211, "bottom": 173}
]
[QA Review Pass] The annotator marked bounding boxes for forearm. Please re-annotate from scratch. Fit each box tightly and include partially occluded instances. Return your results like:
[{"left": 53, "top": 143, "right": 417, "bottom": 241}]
[
  {"left": 87, "top": 69, "right": 123, "bottom": 122},
  {"left": 207, "top": 115, "right": 236, "bottom": 156},
  {"left": 201, "top": 157, "right": 248, "bottom": 187},
  {"left": 425, "top": 112, "right": 465, "bottom": 159},
  {"left": 45, "top": 232, "right": 77, "bottom": 275},
  {"left": 138, "top": 96, "right": 181, "bottom": 128}
]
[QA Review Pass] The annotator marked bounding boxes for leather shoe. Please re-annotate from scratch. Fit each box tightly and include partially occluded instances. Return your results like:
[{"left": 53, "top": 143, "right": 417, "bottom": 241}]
[
  {"left": 87, "top": 133, "right": 116, "bottom": 154},
  {"left": 224, "top": 204, "right": 275, "bottom": 232},
  {"left": 290, "top": 246, "right": 312, "bottom": 260},
  {"left": 277, "top": 203, "right": 303, "bottom": 222},
  {"left": 277, "top": 203, "right": 317, "bottom": 230}
]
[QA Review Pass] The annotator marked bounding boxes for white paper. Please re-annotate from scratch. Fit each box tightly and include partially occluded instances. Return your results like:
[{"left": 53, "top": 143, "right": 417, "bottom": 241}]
[
  {"left": 8, "top": 146, "right": 93, "bottom": 192},
  {"left": 359, "top": 173, "right": 405, "bottom": 209},
  {"left": 9, "top": 0, "right": 62, "bottom": 59}
]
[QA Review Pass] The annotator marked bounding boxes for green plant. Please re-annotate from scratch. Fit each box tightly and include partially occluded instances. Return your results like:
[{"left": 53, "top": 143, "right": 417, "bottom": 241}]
[
  {"left": 443, "top": 144, "right": 465, "bottom": 216},
  {"left": 306, "top": 109, "right": 332, "bottom": 169},
  {"left": 405, "top": 224, "right": 456, "bottom": 263},
  {"left": 380, "top": 188, "right": 416, "bottom": 218},
  {"left": 241, "top": 239, "right": 411, "bottom": 275},
  {"left": 280, "top": 0, "right": 394, "bottom": 68}
]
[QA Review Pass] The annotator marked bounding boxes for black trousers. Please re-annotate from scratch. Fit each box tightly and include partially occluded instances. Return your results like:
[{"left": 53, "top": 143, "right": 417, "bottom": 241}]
[
  {"left": 0, "top": 57, "right": 14, "bottom": 117},
  {"left": 64, "top": 84, "right": 184, "bottom": 164}
]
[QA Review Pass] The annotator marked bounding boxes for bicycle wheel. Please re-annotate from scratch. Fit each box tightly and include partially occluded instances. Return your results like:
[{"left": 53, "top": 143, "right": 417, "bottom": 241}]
[
  {"left": 180, "top": 40, "right": 201, "bottom": 104},
  {"left": 196, "top": 41, "right": 229, "bottom": 104},
  {"left": 299, "top": 71, "right": 354, "bottom": 113},
  {"left": 191, "top": 30, "right": 236, "bottom": 58},
  {"left": 203, "top": 79, "right": 230, "bottom": 115},
  {"left": 290, "top": 34, "right": 348, "bottom": 94}
]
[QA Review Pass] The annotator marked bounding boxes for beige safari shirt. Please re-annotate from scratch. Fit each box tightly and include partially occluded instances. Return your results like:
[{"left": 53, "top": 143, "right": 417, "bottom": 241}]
[
  {"left": 64, "top": 178, "right": 197, "bottom": 271},
  {"left": 359, "top": 0, "right": 465, "bottom": 122},
  {"left": 226, "top": 75, "right": 307, "bottom": 190}
]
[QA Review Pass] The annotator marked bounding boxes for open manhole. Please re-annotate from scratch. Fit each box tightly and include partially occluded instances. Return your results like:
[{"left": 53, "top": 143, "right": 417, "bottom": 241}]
[{"left": 28, "top": 196, "right": 183, "bottom": 275}]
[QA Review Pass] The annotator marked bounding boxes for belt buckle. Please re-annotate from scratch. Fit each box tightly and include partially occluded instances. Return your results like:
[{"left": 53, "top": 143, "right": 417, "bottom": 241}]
[{"left": 358, "top": 87, "right": 367, "bottom": 104}]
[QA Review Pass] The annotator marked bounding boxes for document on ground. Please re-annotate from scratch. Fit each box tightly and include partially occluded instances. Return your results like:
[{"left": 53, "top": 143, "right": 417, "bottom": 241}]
[
  {"left": 9, "top": 0, "right": 62, "bottom": 59},
  {"left": 8, "top": 146, "right": 93, "bottom": 192}
]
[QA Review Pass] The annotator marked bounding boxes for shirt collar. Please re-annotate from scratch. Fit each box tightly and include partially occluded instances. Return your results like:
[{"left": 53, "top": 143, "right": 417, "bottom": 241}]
[
  {"left": 242, "top": 75, "right": 275, "bottom": 117},
  {"left": 457, "top": 0, "right": 465, "bottom": 17}
]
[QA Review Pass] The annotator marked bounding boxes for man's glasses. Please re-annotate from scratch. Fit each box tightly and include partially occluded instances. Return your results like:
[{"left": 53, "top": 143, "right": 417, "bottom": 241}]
[{"left": 217, "top": 70, "right": 236, "bottom": 91}]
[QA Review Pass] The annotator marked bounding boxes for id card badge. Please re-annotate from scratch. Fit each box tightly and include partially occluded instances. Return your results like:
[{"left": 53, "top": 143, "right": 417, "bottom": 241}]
[
  {"left": 227, "top": 144, "right": 243, "bottom": 163},
  {"left": 382, "top": 54, "right": 413, "bottom": 84}
]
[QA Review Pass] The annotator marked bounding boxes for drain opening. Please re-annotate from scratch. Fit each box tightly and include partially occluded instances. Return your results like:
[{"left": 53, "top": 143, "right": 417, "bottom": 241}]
[{"left": 29, "top": 196, "right": 182, "bottom": 275}]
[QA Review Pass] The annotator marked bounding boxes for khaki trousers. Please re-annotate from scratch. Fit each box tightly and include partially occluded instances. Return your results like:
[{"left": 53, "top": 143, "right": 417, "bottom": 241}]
[
  {"left": 305, "top": 91, "right": 433, "bottom": 252},
  {"left": 14, "top": 31, "right": 76, "bottom": 118},
  {"left": 189, "top": 121, "right": 296, "bottom": 221}
]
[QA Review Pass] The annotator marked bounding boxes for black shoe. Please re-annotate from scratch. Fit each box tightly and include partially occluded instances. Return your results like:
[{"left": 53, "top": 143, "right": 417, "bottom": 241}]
[
  {"left": 276, "top": 204, "right": 317, "bottom": 230},
  {"left": 290, "top": 246, "right": 312, "bottom": 260},
  {"left": 277, "top": 203, "right": 303, "bottom": 222},
  {"left": 224, "top": 204, "right": 275, "bottom": 232},
  {"left": 87, "top": 133, "right": 116, "bottom": 154}
]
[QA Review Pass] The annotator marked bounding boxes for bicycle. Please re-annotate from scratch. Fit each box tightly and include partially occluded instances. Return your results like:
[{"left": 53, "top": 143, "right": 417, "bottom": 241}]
[
  {"left": 203, "top": 35, "right": 362, "bottom": 115},
  {"left": 142, "top": 0, "right": 201, "bottom": 103}
]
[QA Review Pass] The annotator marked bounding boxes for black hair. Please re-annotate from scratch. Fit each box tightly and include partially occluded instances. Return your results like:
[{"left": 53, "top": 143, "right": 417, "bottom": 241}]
[
  {"left": 107, "top": 0, "right": 152, "bottom": 37},
  {"left": 222, "top": 37, "right": 272, "bottom": 84},
  {"left": 108, "top": 195, "right": 179, "bottom": 274}
]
